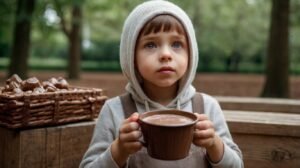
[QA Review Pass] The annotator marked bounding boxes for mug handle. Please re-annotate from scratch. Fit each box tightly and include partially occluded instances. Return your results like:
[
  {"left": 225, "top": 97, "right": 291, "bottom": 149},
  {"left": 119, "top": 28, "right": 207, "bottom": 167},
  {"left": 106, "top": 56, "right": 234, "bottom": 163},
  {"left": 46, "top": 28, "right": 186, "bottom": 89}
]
[
  {"left": 137, "top": 119, "right": 147, "bottom": 147},
  {"left": 140, "top": 138, "right": 147, "bottom": 147}
]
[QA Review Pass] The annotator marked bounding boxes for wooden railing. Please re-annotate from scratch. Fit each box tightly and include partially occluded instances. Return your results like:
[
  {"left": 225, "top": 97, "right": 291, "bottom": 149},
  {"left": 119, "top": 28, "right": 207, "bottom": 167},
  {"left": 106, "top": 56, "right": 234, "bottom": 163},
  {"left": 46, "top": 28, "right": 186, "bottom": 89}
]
[
  {"left": 216, "top": 96, "right": 300, "bottom": 114},
  {"left": 218, "top": 96, "right": 300, "bottom": 168}
]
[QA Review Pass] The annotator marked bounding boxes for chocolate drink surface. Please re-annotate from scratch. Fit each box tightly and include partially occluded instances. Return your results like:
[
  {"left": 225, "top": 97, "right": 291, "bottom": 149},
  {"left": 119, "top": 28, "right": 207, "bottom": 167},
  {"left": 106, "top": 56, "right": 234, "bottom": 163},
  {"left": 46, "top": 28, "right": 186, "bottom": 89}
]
[{"left": 143, "top": 114, "right": 193, "bottom": 126}]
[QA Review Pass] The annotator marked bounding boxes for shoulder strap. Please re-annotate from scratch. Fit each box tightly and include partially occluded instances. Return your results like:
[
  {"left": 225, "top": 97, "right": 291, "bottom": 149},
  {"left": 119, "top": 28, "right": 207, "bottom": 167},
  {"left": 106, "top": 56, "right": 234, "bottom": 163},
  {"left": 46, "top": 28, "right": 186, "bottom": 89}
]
[
  {"left": 192, "top": 92, "right": 211, "bottom": 167},
  {"left": 120, "top": 92, "right": 204, "bottom": 118},
  {"left": 120, "top": 93, "right": 137, "bottom": 118},
  {"left": 192, "top": 92, "right": 204, "bottom": 114}
]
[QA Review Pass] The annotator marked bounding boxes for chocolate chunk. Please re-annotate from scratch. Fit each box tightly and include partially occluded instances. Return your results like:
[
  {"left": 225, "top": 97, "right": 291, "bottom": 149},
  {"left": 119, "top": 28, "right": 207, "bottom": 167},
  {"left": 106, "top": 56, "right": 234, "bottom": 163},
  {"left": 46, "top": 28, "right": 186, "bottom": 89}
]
[
  {"left": 56, "top": 77, "right": 69, "bottom": 89},
  {"left": 13, "top": 88, "right": 23, "bottom": 95},
  {"left": 33, "top": 87, "right": 45, "bottom": 94},
  {"left": 6, "top": 74, "right": 22, "bottom": 85},
  {"left": 42, "top": 81, "right": 56, "bottom": 89},
  {"left": 21, "top": 77, "right": 41, "bottom": 91}
]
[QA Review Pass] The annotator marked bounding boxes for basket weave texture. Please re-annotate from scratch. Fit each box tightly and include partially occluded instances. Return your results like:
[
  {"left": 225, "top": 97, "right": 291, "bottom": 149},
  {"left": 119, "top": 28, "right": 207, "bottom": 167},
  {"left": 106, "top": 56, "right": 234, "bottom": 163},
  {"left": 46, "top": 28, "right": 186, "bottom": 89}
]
[{"left": 0, "top": 87, "right": 107, "bottom": 129}]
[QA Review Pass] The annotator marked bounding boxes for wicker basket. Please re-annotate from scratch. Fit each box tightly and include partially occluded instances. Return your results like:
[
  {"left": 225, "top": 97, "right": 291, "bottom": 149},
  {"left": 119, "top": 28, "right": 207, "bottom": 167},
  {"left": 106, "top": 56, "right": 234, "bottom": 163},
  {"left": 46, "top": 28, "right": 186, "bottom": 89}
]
[{"left": 0, "top": 87, "right": 107, "bottom": 129}]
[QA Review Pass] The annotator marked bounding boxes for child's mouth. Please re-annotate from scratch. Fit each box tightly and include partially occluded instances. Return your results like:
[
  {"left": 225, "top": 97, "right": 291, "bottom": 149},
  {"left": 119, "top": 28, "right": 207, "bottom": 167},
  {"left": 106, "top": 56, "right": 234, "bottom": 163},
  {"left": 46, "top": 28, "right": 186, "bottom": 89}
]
[{"left": 158, "top": 67, "right": 175, "bottom": 73}]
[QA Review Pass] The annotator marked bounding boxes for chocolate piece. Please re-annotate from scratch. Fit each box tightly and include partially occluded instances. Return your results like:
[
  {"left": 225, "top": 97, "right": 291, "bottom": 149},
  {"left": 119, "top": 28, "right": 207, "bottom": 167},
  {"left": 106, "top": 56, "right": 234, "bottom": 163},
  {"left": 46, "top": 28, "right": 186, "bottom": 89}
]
[
  {"left": 42, "top": 81, "right": 56, "bottom": 89},
  {"left": 25, "top": 90, "right": 33, "bottom": 94},
  {"left": 3, "top": 83, "right": 14, "bottom": 92},
  {"left": 49, "top": 77, "right": 58, "bottom": 85},
  {"left": 2, "top": 81, "right": 21, "bottom": 93},
  {"left": 21, "top": 77, "right": 41, "bottom": 91},
  {"left": 46, "top": 86, "right": 56, "bottom": 92},
  {"left": 55, "top": 77, "right": 69, "bottom": 89},
  {"left": 33, "top": 87, "right": 45, "bottom": 94},
  {"left": 10, "top": 81, "right": 20, "bottom": 89},
  {"left": 6, "top": 74, "right": 22, "bottom": 85},
  {"left": 1, "top": 75, "right": 72, "bottom": 95},
  {"left": 13, "top": 88, "right": 23, "bottom": 94}
]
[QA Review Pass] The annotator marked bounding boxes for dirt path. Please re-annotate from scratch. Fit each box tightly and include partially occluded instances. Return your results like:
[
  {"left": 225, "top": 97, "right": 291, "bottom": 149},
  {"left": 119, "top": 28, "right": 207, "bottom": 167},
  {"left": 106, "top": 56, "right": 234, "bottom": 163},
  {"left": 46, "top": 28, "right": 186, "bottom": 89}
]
[{"left": 1, "top": 71, "right": 300, "bottom": 99}]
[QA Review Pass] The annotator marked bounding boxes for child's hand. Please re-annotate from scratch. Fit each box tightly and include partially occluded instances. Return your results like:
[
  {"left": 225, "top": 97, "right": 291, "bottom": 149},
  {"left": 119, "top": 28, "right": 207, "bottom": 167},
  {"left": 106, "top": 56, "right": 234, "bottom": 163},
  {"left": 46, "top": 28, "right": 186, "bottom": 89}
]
[
  {"left": 111, "top": 112, "right": 142, "bottom": 167},
  {"left": 193, "top": 113, "right": 224, "bottom": 162},
  {"left": 193, "top": 113, "right": 216, "bottom": 149},
  {"left": 118, "top": 112, "right": 143, "bottom": 154}
]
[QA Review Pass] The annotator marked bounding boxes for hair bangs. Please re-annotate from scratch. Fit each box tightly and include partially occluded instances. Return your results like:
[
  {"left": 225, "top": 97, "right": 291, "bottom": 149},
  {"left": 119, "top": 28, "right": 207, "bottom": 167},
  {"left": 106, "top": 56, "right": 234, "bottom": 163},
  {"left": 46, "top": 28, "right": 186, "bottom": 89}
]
[{"left": 141, "top": 15, "right": 185, "bottom": 36}]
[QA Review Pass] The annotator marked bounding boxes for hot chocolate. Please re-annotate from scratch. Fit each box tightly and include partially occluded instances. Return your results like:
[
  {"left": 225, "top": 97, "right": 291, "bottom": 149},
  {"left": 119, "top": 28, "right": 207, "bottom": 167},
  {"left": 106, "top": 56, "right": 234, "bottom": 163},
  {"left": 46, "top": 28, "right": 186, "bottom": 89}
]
[
  {"left": 143, "top": 114, "right": 193, "bottom": 126},
  {"left": 139, "top": 110, "right": 198, "bottom": 160}
]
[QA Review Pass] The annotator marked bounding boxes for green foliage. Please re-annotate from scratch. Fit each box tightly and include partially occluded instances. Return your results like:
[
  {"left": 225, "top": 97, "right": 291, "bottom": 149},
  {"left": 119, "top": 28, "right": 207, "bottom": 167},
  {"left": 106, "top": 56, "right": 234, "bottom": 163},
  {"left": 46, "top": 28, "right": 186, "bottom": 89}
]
[
  {"left": 82, "top": 40, "right": 119, "bottom": 61},
  {"left": 1, "top": 0, "right": 300, "bottom": 74},
  {"left": 0, "top": 0, "right": 16, "bottom": 57}
]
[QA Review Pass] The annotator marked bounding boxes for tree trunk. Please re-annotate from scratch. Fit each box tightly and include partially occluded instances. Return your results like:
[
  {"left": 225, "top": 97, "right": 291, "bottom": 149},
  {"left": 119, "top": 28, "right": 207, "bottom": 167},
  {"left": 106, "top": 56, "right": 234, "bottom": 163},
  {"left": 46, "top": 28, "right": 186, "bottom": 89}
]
[
  {"left": 8, "top": 0, "right": 35, "bottom": 79},
  {"left": 226, "top": 50, "right": 241, "bottom": 73},
  {"left": 261, "top": 0, "right": 290, "bottom": 98},
  {"left": 68, "top": 4, "right": 82, "bottom": 79},
  {"left": 53, "top": 0, "right": 82, "bottom": 79}
]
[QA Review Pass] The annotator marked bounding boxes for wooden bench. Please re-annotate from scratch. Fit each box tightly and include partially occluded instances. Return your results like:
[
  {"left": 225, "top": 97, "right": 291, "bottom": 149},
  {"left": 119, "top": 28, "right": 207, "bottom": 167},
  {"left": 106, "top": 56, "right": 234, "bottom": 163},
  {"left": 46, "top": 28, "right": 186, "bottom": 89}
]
[
  {"left": 224, "top": 110, "right": 300, "bottom": 168},
  {"left": 216, "top": 96, "right": 300, "bottom": 114},
  {"left": 217, "top": 96, "right": 300, "bottom": 167}
]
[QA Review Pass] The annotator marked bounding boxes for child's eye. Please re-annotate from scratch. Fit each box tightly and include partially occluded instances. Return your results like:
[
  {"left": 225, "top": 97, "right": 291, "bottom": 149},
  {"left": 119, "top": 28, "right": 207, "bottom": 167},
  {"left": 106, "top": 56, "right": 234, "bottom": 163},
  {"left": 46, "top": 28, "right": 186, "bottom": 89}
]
[
  {"left": 172, "top": 41, "right": 183, "bottom": 48},
  {"left": 144, "top": 42, "right": 157, "bottom": 49}
]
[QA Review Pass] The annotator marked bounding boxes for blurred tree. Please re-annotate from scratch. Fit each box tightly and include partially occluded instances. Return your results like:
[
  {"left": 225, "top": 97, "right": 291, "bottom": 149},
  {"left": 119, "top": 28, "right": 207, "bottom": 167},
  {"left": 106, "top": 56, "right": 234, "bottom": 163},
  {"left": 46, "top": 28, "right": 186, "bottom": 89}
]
[
  {"left": 8, "top": 0, "right": 35, "bottom": 79},
  {"left": 0, "top": 1, "right": 15, "bottom": 58},
  {"left": 290, "top": 0, "right": 300, "bottom": 74},
  {"left": 189, "top": 0, "right": 270, "bottom": 72},
  {"left": 261, "top": 0, "right": 290, "bottom": 98},
  {"left": 53, "top": 0, "right": 83, "bottom": 79},
  {"left": 3, "top": 0, "right": 298, "bottom": 75}
]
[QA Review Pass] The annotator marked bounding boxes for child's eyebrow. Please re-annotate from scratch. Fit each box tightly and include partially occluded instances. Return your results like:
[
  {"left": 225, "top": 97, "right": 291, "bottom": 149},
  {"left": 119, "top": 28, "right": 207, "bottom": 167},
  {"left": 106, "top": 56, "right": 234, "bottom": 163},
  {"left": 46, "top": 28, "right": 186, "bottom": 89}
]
[{"left": 140, "top": 33, "right": 186, "bottom": 41}]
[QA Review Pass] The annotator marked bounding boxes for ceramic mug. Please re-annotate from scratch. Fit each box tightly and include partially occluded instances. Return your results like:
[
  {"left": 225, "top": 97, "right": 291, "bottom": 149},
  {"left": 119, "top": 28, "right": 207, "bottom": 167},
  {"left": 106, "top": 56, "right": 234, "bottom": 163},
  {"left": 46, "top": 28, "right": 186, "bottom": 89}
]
[{"left": 138, "top": 109, "right": 198, "bottom": 160}]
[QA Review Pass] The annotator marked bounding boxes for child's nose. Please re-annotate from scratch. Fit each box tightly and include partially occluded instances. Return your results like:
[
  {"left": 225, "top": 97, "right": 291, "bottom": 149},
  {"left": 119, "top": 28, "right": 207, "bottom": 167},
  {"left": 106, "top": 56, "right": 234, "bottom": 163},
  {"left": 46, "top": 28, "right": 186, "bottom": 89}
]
[{"left": 159, "top": 46, "right": 172, "bottom": 62}]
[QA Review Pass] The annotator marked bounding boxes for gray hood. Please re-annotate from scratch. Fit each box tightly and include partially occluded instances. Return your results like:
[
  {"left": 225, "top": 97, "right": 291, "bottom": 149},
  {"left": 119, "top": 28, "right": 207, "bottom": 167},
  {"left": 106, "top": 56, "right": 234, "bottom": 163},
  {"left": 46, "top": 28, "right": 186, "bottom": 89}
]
[{"left": 119, "top": 0, "right": 198, "bottom": 110}]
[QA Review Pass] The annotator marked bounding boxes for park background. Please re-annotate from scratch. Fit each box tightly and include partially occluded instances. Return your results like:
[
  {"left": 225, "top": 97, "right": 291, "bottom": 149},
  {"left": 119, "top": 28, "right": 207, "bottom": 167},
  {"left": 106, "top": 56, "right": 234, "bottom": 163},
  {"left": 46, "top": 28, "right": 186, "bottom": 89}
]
[
  {"left": 1, "top": 1, "right": 300, "bottom": 168},
  {"left": 0, "top": 0, "right": 299, "bottom": 99}
]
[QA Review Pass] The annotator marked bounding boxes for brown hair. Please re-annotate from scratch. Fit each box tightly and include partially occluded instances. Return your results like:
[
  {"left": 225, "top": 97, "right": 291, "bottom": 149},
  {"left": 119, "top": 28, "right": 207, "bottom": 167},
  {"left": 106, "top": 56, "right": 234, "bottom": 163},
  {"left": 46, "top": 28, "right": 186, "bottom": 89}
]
[{"left": 139, "top": 14, "right": 186, "bottom": 36}]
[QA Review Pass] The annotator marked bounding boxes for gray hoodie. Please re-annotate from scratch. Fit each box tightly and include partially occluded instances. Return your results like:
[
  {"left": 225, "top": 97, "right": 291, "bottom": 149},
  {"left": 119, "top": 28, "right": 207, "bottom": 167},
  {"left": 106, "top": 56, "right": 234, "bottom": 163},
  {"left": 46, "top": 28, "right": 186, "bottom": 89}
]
[{"left": 79, "top": 0, "right": 243, "bottom": 168}]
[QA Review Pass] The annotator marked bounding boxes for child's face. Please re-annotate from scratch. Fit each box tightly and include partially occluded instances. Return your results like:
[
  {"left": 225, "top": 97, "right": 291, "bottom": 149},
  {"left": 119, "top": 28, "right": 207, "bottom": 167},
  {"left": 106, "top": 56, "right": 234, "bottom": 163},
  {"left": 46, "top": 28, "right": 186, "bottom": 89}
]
[{"left": 135, "top": 30, "right": 188, "bottom": 89}]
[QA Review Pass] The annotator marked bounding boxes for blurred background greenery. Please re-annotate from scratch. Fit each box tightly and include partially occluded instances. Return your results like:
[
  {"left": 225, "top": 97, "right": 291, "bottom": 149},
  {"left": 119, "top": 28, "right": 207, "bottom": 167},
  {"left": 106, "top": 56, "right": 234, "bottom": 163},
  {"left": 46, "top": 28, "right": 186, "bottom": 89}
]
[{"left": 0, "top": 0, "right": 299, "bottom": 98}]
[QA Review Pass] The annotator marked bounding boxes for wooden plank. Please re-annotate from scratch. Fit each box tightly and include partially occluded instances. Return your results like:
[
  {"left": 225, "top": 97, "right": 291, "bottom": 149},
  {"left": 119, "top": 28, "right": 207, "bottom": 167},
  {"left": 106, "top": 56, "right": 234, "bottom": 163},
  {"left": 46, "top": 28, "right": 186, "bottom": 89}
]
[
  {"left": 45, "top": 127, "right": 61, "bottom": 168},
  {"left": 224, "top": 110, "right": 300, "bottom": 137},
  {"left": 232, "top": 133, "right": 300, "bottom": 168},
  {"left": 19, "top": 128, "right": 46, "bottom": 168},
  {"left": 0, "top": 127, "right": 20, "bottom": 168},
  {"left": 216, "top": 96, "right": 300, "bottom": 114},
  {"left": 0, "top": 127, "right": 4, "bottom": 168},
  {"left": 59, "top": 121, "right": 95, "bottom": 168},
  {"left": 0, "top": 121, "right": 96, "bottom": 168}
]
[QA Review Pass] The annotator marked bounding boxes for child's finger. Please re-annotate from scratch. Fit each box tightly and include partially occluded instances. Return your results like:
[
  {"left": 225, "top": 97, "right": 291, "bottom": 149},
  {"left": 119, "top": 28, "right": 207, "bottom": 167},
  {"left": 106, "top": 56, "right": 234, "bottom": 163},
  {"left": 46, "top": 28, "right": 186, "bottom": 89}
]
[
  {"left": 194, "top": 129, "right": 214, "bottom": 139},
  {"left": 195, "top": 120, "right": 213, "bottom": 130},
  {"left": 119, "top": 130, "right": 142, "bottom": 142},
  {"left": 129, "top": 112, "right": 139, "bottom": 122},
  {"left": 120, "top": 122, "right": 139, "bottom": 133},
  {"left": 194, "top": 113, "right": 208, "bottom": 121},
  {"left": 122, "top": 141, "right": 143, "bottom": 153},
  {"left": 193, "top": 137, "right": 214, "bottom": 147},
  {"left": 123, "top": 112, "right": 139, "bottom": 125}
]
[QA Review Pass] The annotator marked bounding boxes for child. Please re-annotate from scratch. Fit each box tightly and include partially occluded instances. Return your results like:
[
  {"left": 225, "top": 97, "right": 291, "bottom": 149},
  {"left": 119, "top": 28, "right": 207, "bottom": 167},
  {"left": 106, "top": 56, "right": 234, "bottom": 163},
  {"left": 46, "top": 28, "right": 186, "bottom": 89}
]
[{"left": 80, "top": 0, "right": 243, "bottom": 168}]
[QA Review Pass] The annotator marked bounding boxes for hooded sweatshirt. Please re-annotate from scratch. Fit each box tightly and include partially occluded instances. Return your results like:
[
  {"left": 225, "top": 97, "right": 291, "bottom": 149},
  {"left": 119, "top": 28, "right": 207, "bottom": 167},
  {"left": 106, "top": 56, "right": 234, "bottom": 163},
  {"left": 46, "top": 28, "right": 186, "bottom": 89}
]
[{"left": 79, "top": 0, "right": 243, "bottom": 168}]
